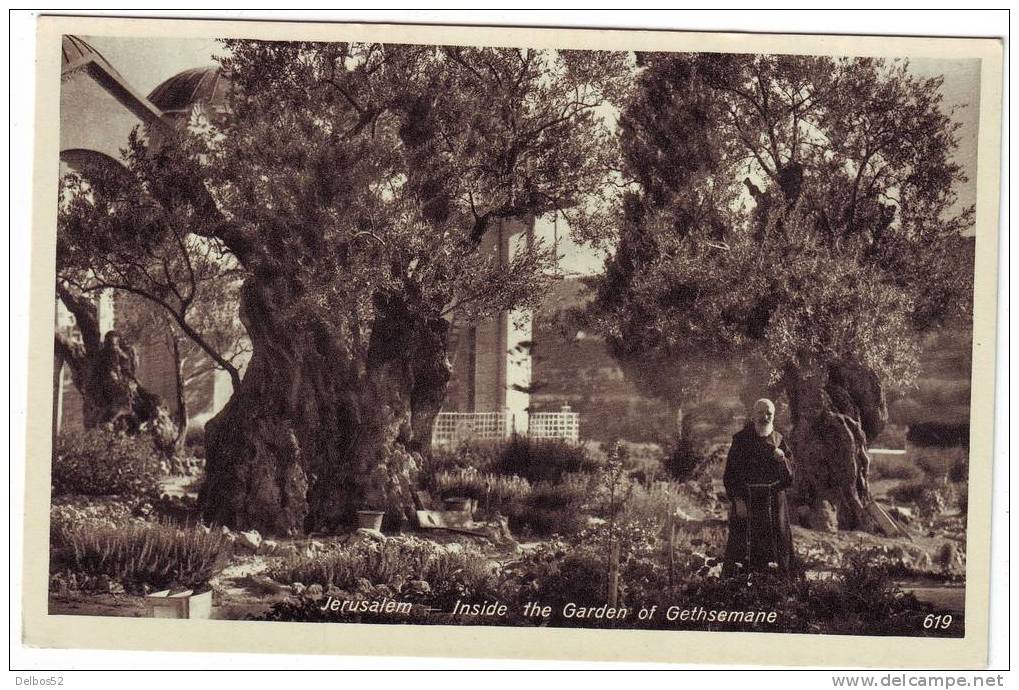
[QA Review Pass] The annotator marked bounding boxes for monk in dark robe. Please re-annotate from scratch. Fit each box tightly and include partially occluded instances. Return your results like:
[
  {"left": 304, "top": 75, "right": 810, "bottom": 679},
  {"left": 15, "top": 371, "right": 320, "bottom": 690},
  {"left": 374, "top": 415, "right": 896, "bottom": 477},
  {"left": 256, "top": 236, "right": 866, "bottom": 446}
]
[{"left": 722, "top": 398, "right": 795, "bottom": 576}]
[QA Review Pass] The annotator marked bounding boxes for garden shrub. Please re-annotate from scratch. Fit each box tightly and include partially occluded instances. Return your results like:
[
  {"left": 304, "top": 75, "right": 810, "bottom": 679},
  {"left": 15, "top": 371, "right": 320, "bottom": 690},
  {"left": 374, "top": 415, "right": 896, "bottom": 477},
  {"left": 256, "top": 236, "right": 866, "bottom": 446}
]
[
  {"left": 612, "top": 442, "right": 665, "bottom": 480},
  {"left": 267, "top": 536, "right": 499, "bottom": 610},
  {"left": 495, "top": 436, "right": 600, "bottom": 482},
  {"left": 425, "top": 467, "right": 531, "bottom": 515},
  {"left": 269, "top": 538, "right": 434, "bottom": 590},
  {"left": 889, "top": 480, "right": 930, "bottom": 505},
  {"left": 511, "top": 507, "right": 584, "bottom": 538},
  {"left": 185, "top": 424, "right": 206, "bottom": 458},
  {"left": 956, "top": 483, "right": 968, "bottom": 516},
  {"left": 422, "top": 441, "right": 501, "bottom": 477},
  {"left": 662, "top": 434, "right": 709, "bottom": 482},
  {"left": 907, "top": 422, "right": 969, "bottom": 448},
  {"left": 870, "top": 455, "right": 923, "bottom": 481},
  {"left": 948, "top": 456, "right": 969, "bottom": 483},
  {"left": 53, "top": 523, "right": 230, "bottom": 591},
  {"left": 622, "top": 482, "right": 679, "bottom": 522},
  {"left": 510, "top": 474, "right": 592, "bottom": 536},
  {"left": 670, "top": 519, "right": 728, "bottom": 578},
  {"left": 806, "top": 549, "right": 959, "bottom": 636},
  {"left": 890, "top": 478, "right": 957, "bottom": 518},
  {"left": 167, "top": 453, "right": 205, "bottom": 477},
  {"left": 914, "top": 452, "right": 962, "bottom": 478},
  {"left": 421, "top": 547, "right": 500, "bottom": 608},
  {"left": 581, "top": 517, "right": 670, "bottom": 604},
  {"left": 527, "top": 473, "right": 592, "bottom": 510},
  {"left": 52, "top": 429, "right": 163, "bottom": 498},
  {"left": 423, "top": 438, "right": 600, "bottom": 536},
  {"left": 50, "top": 496, "right": 136, "bottom": 539},
  {"left": 662, "top": 548, "right": 958, "bottom": 636},
  {"left": 588, "top": 450, "right": 713, "bottom": 526},
  {"left": 506, "top": 538, "right": 608, "bottom": 612},
  {"left": 501, "top": 516, "right": 673, "bottom": 622}
]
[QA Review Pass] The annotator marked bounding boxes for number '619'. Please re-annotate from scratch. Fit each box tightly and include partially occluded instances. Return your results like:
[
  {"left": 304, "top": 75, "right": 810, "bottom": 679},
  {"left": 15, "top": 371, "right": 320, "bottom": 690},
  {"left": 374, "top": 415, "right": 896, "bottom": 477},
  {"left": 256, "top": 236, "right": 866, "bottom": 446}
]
[{"left": 923, "top": 614, "right": 952, "bottom": 629}]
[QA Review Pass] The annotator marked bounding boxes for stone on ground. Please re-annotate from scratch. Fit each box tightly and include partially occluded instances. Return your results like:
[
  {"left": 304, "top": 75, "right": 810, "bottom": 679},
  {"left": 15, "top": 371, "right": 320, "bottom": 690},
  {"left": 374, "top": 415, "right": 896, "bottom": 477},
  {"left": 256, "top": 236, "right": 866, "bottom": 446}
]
[
  {"left": 236, "top": 530, "right": 263, "bottom": 552},
  {"left": 807, "top": 501, "right": 839, "bottom": 532}
]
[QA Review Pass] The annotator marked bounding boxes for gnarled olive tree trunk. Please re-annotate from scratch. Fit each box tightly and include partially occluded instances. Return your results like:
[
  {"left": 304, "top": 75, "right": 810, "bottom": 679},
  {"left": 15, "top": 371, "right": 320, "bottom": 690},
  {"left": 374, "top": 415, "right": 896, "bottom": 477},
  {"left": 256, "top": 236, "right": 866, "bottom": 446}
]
[
  {"left": 407, "top": 316, "right": 453, "bottom": 453},
  {"left": 200, "top": 279, "right": 449, "bottom": 535},
  {"left": 784, "top": 359, "right": 887, "bottom": 532},
  {"left": 55, "top": 285, "right": 177, "bottom": 454}
]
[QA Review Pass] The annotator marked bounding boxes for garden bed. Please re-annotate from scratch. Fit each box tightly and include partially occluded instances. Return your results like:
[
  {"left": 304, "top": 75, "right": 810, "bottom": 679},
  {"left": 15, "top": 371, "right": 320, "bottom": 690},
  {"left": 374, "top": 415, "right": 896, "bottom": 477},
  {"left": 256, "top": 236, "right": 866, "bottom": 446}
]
[{"left": 48, "top": 435, "right": 968, "bottom": 637}]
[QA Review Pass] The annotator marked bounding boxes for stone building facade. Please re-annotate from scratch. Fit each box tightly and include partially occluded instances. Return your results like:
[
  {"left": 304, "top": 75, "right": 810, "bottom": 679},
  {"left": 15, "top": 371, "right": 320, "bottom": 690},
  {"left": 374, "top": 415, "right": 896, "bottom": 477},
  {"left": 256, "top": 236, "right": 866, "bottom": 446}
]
[{"left": 442, "top": 217, "right": 534, "bottom": 434}]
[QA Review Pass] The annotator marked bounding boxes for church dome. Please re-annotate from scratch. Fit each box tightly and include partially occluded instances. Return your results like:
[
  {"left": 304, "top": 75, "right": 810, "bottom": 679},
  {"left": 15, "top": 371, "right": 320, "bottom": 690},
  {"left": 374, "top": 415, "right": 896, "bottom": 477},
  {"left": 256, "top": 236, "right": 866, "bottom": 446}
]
[
  {"left": 147, "top": 67, "right": 230, "bottom": 117},
  {"left": 61, "top": 35, "right": 120, "bottom": 78}
]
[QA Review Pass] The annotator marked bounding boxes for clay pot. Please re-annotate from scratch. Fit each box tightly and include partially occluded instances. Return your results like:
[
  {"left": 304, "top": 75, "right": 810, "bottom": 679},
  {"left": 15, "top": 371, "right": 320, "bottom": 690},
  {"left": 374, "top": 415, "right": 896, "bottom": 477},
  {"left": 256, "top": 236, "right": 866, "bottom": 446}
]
[{"left": 356, "top": 510, "right": 385, "bottom": 531}]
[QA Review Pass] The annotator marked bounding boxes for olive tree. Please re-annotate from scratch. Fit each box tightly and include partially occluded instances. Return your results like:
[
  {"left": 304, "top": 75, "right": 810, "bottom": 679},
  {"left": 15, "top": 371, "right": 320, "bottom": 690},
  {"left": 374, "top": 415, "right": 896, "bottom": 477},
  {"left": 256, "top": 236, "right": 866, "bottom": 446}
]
[
  {"left": 590, "top": 53, "right": 973, "bottom": 530},
  {"left": 61, "top": 41, "right": 630, "bottom": 533}
]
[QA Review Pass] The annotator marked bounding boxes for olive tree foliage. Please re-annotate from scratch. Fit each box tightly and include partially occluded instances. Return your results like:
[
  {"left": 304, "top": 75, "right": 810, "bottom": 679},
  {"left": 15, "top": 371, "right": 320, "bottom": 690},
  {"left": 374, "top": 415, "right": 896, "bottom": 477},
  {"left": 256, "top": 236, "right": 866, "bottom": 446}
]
[
  {"left": 57, "top": 41, "right": 632, "bottom": 533},
  {"left": 58, "top": 147, "right": 247, "bottom": 392},
  {"left": 116, "top": 282, "right": 249, "bottom": 450},
  {"left": 56, "top": 151, "right": 242, "bottom": 453},
  {"left": 199, "top": 42, "right": 629, "bottom": 327},
  {"left": 590, "top": 53, "right": 974, "bottom": 529}
]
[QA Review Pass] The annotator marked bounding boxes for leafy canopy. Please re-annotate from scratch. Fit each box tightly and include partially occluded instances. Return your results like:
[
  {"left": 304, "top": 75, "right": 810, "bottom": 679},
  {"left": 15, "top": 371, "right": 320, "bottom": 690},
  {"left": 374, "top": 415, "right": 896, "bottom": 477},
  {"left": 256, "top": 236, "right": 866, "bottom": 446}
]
[
  {"left": 58, "top": 41, "right": 633, "bottom": 378},
  {"left": 591, "top": 53, "right": 974, "bottom": 399},
  {"left": 58, "top": 134, "right": 248, "bottom": 388},
  {"left": 205, "top": 42, "right": 628, "bottom": 343}
]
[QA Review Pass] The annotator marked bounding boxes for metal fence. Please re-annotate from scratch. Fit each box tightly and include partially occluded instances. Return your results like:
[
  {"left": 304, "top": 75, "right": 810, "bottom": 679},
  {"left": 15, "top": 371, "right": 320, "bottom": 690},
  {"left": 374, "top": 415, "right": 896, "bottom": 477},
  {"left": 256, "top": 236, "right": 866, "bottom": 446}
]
[
  {"left": 431, "top": 411, "right": 514, "bottom": 448},
  {"left": 431, "top": 405, "right": 580, "bottom": 447},
  {"left": 527, "top": 406, "right": 580, "bottom": 442}
]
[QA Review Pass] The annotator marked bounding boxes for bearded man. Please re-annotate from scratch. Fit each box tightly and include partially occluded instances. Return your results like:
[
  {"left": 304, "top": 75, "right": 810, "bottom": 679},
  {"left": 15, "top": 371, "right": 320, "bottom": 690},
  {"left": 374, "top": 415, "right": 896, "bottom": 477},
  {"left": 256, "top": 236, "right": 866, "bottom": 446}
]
[{"left": 721, "top": 398, "right": 795, "bottom": 576}]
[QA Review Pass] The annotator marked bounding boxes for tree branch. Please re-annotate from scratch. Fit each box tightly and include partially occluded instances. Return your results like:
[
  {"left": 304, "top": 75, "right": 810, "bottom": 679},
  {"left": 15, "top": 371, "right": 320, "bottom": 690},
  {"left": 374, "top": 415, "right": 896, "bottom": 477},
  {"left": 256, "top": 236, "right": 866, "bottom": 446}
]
[
  {"left": 72, "top": 278, "right": 243, "bottom": 391},
  {"left": 55, "top": 282, "right": 102, "bottom": 355}
]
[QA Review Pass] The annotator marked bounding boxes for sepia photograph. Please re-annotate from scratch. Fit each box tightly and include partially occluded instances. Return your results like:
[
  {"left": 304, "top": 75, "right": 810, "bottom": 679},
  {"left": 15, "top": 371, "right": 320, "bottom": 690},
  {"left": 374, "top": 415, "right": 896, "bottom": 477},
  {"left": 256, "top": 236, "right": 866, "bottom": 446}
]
[{"left": 21, "top": 14, "right": 1003, "bottom": 667}]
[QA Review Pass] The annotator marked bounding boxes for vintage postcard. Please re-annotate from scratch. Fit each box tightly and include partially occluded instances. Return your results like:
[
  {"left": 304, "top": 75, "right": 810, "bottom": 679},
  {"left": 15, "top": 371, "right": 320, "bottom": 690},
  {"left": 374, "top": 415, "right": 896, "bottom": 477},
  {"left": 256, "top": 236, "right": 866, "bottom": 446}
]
[{"left": 24, "top": 14, "right": 1003, "bottom": 667}]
